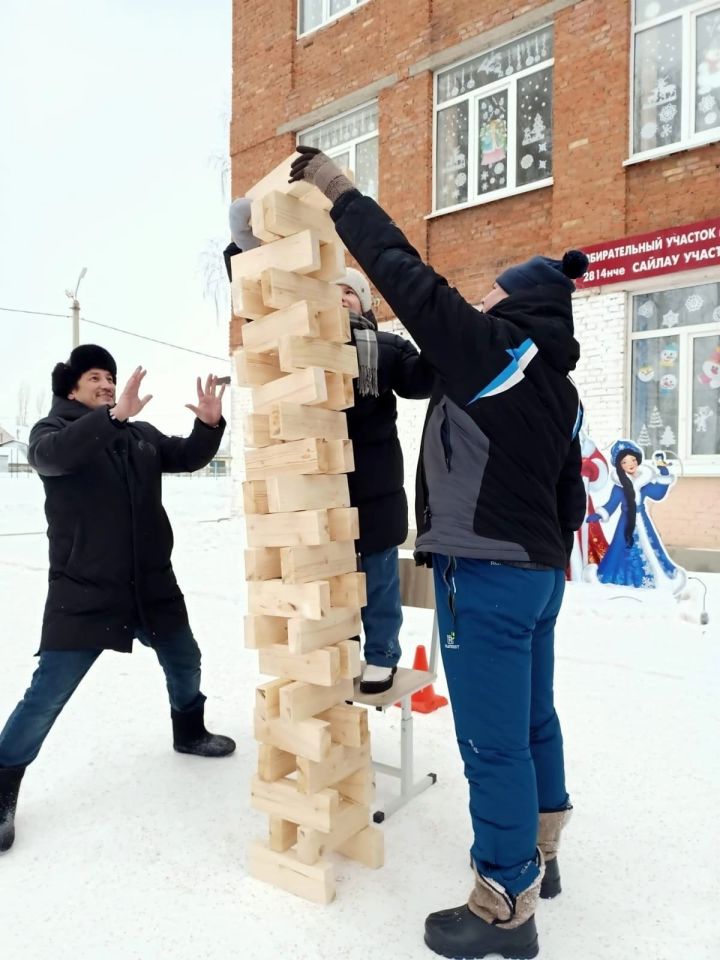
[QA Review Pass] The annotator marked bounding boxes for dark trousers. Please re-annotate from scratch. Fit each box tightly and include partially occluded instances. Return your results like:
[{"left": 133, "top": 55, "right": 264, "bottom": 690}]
[
  {"left": 0, "top": 624, "right": 204, "bottom": 768},
  {"left": 433, "top": 555, "right": 569, "bottom": 895}
]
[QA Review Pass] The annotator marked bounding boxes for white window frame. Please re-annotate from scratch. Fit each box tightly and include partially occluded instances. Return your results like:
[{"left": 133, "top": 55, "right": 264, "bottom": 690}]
[
  {"left": 627, "top": 279, "right": 720, "bottom": 474},
  {"left": 627, "top": 0, "right": 720, "bottom": 165},
  {"left": 430, "top": 25, "right": 554, "bottom": 217},
  {"left": 297, "top": 0, "right": 371, "bottom": 38},
  {"left": 297, "top": 100, "right": 379, "bottom": 198}
]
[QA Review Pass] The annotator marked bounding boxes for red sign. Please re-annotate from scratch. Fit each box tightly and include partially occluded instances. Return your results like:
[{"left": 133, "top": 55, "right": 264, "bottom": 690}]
[{"left": 577, "top": 217, "right": 720, "bottom": 289}]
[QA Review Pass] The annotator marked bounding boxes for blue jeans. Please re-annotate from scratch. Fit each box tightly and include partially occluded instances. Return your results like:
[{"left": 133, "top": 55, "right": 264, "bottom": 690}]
[
  {"left": 0, "top": 624, "right": 204, "bottom": 768},
  {"left": 433, "top": 555, "right": 569, "bottom": 896},
  {"left": 359, "top": 547, "right": 403, "bottom": 668}
]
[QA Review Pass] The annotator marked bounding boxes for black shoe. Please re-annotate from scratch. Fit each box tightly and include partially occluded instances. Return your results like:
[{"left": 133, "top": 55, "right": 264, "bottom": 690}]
[
  {"left": 424, "top": 904, "right": 539, "bottom": 959},
  {"left": 359, "top": 665, "right": 397, "bottom": 695},
  {"left": 0, "top": 766, "right": 26, "bottom": 854},
  {"left": 540, "top": 855, "right": 561, "bottom": 899},
  {"left": 171, "top": 705, "right": 236, "bottom": 758}
]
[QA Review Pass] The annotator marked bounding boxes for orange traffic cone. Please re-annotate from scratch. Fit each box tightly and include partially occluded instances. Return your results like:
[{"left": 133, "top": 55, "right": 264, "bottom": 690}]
[{"left": 397, "top": 644, "right": 448, "bottom": 714}]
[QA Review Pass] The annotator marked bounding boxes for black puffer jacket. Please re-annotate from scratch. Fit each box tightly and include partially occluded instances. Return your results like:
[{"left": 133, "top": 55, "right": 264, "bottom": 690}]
[
  {"left": 331, "top": 190, "right": 586, "bottom": 569},
  {"left": 346, "top": 328, "right": 434, "bottom": 553},
  {"left": 28, "top": 399, "right": 224, "bottom": 653}
]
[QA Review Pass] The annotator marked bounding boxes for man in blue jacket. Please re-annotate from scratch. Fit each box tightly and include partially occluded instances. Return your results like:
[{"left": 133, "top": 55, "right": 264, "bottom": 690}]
[
  {"left": 0, "top": 345, "right": 235, "bottom": 855},
  {"left": 290, "top": 147, "right": 586, "bottom": 960}
]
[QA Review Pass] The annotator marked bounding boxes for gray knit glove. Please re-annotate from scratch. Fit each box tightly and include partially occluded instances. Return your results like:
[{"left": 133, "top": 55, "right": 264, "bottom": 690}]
[{"left": 289, "top": 145, "right": 354, "bottom": 203}]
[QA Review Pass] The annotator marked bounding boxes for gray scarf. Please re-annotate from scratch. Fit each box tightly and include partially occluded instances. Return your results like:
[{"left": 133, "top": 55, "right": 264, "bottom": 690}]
[{"left": 349, "top": 311, "right": 379, "bottom": 397}]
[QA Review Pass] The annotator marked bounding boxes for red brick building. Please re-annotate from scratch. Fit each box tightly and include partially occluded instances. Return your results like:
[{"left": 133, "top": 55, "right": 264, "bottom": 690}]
[{"left": 230, "top": 0, "right": 720, "bottom": 567}]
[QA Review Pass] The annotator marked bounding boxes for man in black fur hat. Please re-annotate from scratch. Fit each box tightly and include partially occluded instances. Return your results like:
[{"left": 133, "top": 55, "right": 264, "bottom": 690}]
[{"left": 0, "top": 345, "right": 235, "bottom": 855}]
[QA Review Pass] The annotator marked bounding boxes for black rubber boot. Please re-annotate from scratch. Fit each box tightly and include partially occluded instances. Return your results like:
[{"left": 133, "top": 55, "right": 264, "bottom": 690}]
[
  {"left": 540, "top": 855, "right": 561, "bottom": 899},
  {"left": 171, "top": 704, "right": 235, "bottom": 758},
  {"left": 0, "top": 766, "right": 26, "bottom": 854},
  {"left": 359, "top": 665, "right": 397, "bottom": 695},
  {"left": 424, "top": 905, "right": 539, "bottom": 959}
]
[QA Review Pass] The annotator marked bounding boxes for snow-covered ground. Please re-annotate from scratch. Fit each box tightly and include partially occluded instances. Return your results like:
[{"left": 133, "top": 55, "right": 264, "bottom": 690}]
[{"left": 0, "top": 475, "right": 717, "bottom": 960}]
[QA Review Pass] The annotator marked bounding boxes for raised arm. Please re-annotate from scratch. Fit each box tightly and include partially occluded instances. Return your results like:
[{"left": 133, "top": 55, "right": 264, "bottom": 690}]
[{"left": 390, "top": 336, "right": 436, "bottom": 400}]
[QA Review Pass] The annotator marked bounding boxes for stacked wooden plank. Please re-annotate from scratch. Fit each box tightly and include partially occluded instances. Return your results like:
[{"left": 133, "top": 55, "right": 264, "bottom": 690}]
[{"left": 231, "top": 156, "right": 384, "bottom": 904}]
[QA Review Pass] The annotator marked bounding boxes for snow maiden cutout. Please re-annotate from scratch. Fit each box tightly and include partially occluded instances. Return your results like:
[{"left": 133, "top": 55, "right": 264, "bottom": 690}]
[{"left": 586, "top": 440, "right": 686, "bottom": 595}]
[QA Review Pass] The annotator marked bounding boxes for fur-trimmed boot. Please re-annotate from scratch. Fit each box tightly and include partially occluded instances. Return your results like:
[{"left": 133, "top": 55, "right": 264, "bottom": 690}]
[
  {"left": 0, "top": 766, "right": 26, "bottom": 853},
  {"left": 171, "top": 704, "right": 235, "bottom": 758},
  {"left": 538, "top": 806, "right": 573, "bottom": 899},
  {"left": 424, "top": 857, "right": 543, "bottom": 959}
]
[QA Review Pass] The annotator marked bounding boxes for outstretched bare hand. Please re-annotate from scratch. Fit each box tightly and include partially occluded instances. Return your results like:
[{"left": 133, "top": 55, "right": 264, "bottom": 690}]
[
  {"left": 113, "top": 367, "right": 153, "bottom": 421},
  {"left": 186, "top": 374, "right": 225, "bottom": 427}
]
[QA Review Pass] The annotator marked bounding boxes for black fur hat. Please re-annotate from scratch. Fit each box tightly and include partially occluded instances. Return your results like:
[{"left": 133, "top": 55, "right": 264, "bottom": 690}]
[{"left": 51, "top": 344, "right": 117, "bottom": 398}]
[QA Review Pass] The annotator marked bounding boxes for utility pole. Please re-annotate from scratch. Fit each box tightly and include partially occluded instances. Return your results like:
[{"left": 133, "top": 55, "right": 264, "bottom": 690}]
[{"left": 65, "top": 267, "right": 87, "bottom": 348}]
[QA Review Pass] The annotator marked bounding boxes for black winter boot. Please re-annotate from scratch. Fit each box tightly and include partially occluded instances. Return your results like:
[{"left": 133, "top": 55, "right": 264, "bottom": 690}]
[
  {"left": 171, "top": 704, "right": 235, "bottom": 758},
  {"left": 0, "top": 766, "right": 26, "bottom": 854},
  {"left": 425, "top": 863, "right": 542, "bottom": 959},
  {"left": 538, "top": 806, "right": 572, "bottom": 899}
]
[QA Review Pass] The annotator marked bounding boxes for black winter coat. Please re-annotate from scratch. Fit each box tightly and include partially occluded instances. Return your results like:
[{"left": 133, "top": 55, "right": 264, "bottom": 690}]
[
  {"left": 331, "top": 190, "right": 586, "bottom": 569},
  {"left": 28, "top": 399, "right": 225, "bottom": 653},
  {"left": 347, "top": 331, "right": 434, "bottom": 554}
]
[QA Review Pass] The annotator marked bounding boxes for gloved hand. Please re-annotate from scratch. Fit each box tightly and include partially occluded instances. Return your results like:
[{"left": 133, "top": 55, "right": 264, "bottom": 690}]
[
  {"left": 414, "top": 550, "right": 433, "bottom": 568},
  {"left": 229, "top": 198, "right": 262, "bottom": 253},
  {"left": 289, "top": 145, "right": 354, "bottom": 203},
  {"left": 586, "top": 513, "right": 601, "bottom": 523}
]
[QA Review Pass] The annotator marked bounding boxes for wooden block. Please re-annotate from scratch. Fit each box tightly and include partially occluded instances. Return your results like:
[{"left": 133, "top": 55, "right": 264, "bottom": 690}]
[
  {"left": 251, "top": 776, "right": 339, "bottom": 831},
  {"left": 241, "top": 301, "right": 322, "bottom": 354},
  {"left": 336, "top": 765, "right": 375, "bottom": 805},
  {"left": 297, "top": 741, "right": 370, "bottom": 795},
  {"left": 296, "top": 800, "right": 370, "bottom": 865},
  {"left": 252, "top": 367, "right": 328, "bottom": 415},
  {"left": 329, "top": 572, "right": 367, "bottom": 608},
  {"left": 246, "top": 509, "right": 330, "bottom": 548},
  {"left": 248, "top": 580, "right": 330, "bottom": 620},
  {"left": 245, "top": 154, "right": 318, "bottom": 203},
  {"left": 243, "top": 414, "right": 276, "bottom": 449},
  {"left": 318, "top": 703, "right": 368, "bottom": 748},
  {"left": 269, "top": 816, "right": 299, "bottom": 853},
  {"left": 336, "top": 825, "right": 384, "bottom": 869},
  {"left": 338, "top": 638, "right": 361, "bottom": 680},
  {"left": 280, "top": 540, "right": 357, "bottom": 585},
  {"left": 229, "top": 316, "right": 246, "bottom": 350},
  {"left": 319, "top": 372, "right": 355, "bottom": 411},
  {"left": 279, "top": 678, "right": 354, "bottom": 723},
  {"left": 258, "top": 643, "right": 342, "bottom": 687},
  {"left": 255, "top": 711, "right": 331, "bottom": 762},
  {"left": 324, "top": 439, "right": 354, "bottom": 474},
  {"left": 258, "top": 744, "right": 297, "bottom": 783},
  {"left": 234, "top": 349, "right": 284, "bottom": 387},
  {"left": 242, "top": 479, "right": 269, "bottom": 515},
  {"left": 248, "top": 840, "right": 335, "bottom": 906},
  {"left": 288, "top": 608, "right": 362, "bottom": 654},
  {"left": 278, "top": 336, "right": 358, "bottom": 377},
  {"left": 310, "top": 240, "right": 346, "bottom": 283},
  {"left": 317, "top": 305, "right": 351, "bottom": 344},
  {"left": 261, "top": 266, "right": 343, "bottom": 311},
  {"left": 244, "top": 437, "right": 326, "bottom": 481},
  {"left": 266, "top": 474, "right": 350, "bottom": 513},
  {"left": 245, "top": 547, "right": 282, "bottom": 581},
  {"left": 262, "top": 190, "right": 339, "bottom": 246},
  {"left": 244, "top": 614, "right": 288, "bottom": 649},
  {"left": 230, "top": 230, "right": 321, "bottom": 281},
  {"left": 255, "top": 678, "right": 293, "bottom": 721},
  {"left": 250, "top": 196, "right": 282, "bottom": 243},
  {"left": 231, "top": 275, "right": 273, "bottom": 320},
  {"left": 327, "top": 507, "right": 359, "bottom": 541},
  {"left": 269, "top": 403, "right": 348, "bottom": 442}
]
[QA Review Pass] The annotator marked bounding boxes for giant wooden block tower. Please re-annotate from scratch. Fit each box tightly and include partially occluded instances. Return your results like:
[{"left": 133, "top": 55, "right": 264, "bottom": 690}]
[{"left": 231, "top": 156, "right": 384, "bottom": 904}]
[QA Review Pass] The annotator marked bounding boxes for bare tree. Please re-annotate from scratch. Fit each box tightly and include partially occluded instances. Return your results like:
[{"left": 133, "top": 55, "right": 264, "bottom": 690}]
[
  {"left": 17, "top": 382, "right": 31, "bottom": 426},
  {"left": 35, "top": 388, "right": 47, "bottom": 417},
  {"left": 199, "top": 238, "right": 231, "bottom": 325}
]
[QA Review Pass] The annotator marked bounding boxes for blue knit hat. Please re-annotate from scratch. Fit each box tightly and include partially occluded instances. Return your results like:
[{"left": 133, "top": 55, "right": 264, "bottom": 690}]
[{"left": 497, "top": 250, "right": 589, "bottom": 295}]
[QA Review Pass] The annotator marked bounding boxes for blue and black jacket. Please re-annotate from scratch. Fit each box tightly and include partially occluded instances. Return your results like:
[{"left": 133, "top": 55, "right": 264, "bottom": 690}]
[{"left": 331, "top": 189, "right": 586, "bottom": 569}]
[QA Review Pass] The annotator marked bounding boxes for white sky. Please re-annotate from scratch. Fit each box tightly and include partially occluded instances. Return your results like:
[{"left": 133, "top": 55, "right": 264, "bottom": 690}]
[{"left": 0, "top": 0, "right": 232, "bottom": 439}]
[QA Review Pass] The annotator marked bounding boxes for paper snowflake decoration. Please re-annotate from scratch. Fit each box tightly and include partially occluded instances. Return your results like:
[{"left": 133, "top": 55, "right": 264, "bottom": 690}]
[
  {"left": 659, "top": 103, "right": 677, "bottom": 123},
  {"left": 520, "top": 154, "right": 534, "bottom": 169},
  {"left": 661, "top": 310, "right": 679, "bottom": 328},
  {"left": 712, "top": 307, "right": 720, "bottom": 323},
  {"left": 638, "top": 301, "right": 655, "bottom": 319},
  {"left": 699, "top": 95, "right": 716, "bottom": 113},
  {"left": 685, "top": 294, "right": 704, "bottom": 312}
]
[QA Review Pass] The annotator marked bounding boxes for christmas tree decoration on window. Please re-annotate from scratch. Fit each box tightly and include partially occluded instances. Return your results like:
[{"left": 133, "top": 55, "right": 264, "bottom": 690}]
[
  {"left": 585, "top": 441, "right": 686, "bottom": 594},
  {"left": 637, "top": 423, "right": 651, "bottom": 447},
  {"left": 659, "top": 424, "right": 676, "bottom": 447},
  {"left": 649, "top": 406, "right": 664, "bottom": 430}
]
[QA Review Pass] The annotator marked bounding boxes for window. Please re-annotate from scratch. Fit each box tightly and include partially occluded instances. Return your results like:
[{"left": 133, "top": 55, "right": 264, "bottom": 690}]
[
  {"left": 630, "top": 281, "right": 720, "bottom": 468},
  {"left": 298, "top": 102, "right": 379, "bottom": 198},
  {"left": 631, "top": 0, "right": 720, "bottom": 159},
  {"left": 433, "top": 26, "right": 554, "bottom": 213},
  {"left": 298, "top": 0, "right": 368, "bottom": 36}
]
